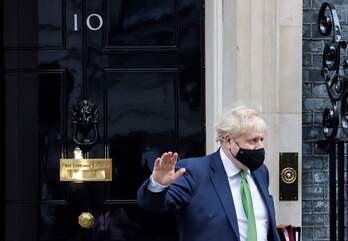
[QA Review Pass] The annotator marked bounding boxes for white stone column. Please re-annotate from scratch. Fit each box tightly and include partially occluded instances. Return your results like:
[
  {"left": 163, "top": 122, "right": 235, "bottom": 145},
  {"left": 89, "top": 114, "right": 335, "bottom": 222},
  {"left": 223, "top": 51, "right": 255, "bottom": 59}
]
[
  {"left": 205, "top": 0, "right": 223, "bottom": 154},
  {"left": 277, "top": 0, "right": 302, "bottom": 227}
]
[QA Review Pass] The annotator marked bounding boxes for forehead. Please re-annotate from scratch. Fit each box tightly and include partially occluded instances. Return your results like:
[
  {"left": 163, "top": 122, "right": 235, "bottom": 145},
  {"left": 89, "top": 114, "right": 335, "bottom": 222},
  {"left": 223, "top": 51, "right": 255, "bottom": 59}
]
[{"left": 240, "top": 129, "right": 265, "bottom": 139}]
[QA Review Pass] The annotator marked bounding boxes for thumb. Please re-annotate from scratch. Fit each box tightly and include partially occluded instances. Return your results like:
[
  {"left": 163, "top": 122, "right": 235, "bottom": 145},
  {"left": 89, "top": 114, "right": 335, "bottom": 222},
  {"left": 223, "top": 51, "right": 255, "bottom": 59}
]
[{"left": 174, "top": 168, "right": 186, "bottom": 179}]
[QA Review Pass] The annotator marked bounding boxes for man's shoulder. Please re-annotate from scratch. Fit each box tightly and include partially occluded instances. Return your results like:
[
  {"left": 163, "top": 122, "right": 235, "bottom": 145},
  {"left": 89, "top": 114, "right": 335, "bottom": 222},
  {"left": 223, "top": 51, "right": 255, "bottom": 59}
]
[
  {"left": 253, "top": 164, "right": 270, "bottom": 184},
  {"left": 176, "top": 152, "right": 215, "bottom": 171},
  {"left": 175, "top": 153, "right": 215, "bottom": 183},
  {"left": 261, "top": 163, "right": 269, "bottom": 173},
  {"left": 254, "top": 163, "right": 269, "bottom": 175}
]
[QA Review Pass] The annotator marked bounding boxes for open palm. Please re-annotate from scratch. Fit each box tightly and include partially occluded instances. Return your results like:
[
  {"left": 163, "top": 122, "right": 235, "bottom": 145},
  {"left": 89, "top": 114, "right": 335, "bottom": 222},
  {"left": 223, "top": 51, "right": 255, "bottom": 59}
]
[{"left": 152, "top": 152, "right": 186, "bottom": 186}]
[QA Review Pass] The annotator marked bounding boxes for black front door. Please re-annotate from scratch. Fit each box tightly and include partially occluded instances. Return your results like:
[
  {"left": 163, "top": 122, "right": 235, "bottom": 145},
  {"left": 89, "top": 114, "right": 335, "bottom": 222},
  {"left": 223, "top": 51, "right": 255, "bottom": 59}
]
[{"left": 2, "top": 0, "right": 205, "bottom": 240}]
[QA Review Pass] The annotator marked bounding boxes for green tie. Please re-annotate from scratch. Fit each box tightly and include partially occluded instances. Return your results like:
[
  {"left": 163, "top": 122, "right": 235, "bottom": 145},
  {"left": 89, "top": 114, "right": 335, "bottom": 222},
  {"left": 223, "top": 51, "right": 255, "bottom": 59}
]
[{"left": 240, "top": 170, "right": 257, "bottom": 241}]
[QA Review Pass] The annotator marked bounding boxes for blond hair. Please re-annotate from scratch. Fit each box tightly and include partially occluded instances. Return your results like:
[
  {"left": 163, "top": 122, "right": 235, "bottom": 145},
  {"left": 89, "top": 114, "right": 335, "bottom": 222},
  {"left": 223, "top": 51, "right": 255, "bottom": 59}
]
[{"left": 215, "top": 106, "right": 267, "bottom": 144}]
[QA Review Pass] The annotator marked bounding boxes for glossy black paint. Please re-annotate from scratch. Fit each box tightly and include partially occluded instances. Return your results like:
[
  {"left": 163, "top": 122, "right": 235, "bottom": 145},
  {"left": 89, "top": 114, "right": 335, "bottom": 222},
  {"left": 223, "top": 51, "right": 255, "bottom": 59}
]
[
  {"left": 72, "top": 99, "right": 100, "bottom": 152},
  {"left": 318, "top": 4, "right": 348, "bottom": 239},
  {"left": 318, "top": 2, "right": 348, "bottom": 139},
  {"left": 3, "top": 0, "right": 204, "bottom": 241}
]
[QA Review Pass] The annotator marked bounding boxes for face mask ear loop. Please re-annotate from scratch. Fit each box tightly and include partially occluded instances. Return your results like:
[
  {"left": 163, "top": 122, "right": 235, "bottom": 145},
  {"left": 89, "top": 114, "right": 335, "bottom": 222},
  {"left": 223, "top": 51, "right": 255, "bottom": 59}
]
[
  {"left": 229, "top": 148, "right": 236, "bottom": 159},
  {"left": 234, "top": 141, "right": 241, "bottom": 148},
  {"left": 229, "top": 139, "right": 240, "bottom": 159}
]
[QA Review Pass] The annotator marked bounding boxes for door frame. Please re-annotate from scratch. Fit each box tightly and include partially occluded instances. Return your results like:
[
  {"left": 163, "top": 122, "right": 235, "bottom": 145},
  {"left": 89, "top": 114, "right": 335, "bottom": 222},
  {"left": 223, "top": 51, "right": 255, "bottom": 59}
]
[
  {"left": 1, "top": 0, "right": 4, "bottom": 239},
  {"left": 205, "top": 0, "right": 223, "bottom": 154},
  {"left": 205, "top": 0, "right": 236, "bottom": 154}
]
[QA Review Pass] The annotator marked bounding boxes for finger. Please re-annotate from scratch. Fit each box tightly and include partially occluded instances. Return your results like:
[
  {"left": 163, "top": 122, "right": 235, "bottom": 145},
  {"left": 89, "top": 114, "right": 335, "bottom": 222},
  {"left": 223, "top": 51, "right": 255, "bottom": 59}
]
[
  {"left": 153, "top": 158, "right": 161, "bottom": 170},
  {"left": 160, "top": 152, "right": 168, "bottom": 165},
  {"left": 160, "top": 152, "right": 167, "bottom": 159},
  {"left": 174, "top": 168, "right": 186, "bottom": 179},
  {"left": 165, "top": 152, "right": 173, "bottom": 164},
  {"left": 172, "top": 152, "right": 178, "bottom": 163},
  {"left": 169, "top": 152, "right": 178, "bottom": 166},
  {"left": 166, "top": 152, "right": 174, "bottom": 165},
  {"left": 163, "top": 152, "right": 173, "bottom": 166}
]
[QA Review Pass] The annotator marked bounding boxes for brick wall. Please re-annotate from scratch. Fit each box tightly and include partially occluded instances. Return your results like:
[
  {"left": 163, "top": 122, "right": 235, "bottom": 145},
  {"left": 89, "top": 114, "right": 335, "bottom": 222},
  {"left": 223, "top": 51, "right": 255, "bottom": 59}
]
[{"left": 303, "top": 0, "right": 348, "bottom": 240}]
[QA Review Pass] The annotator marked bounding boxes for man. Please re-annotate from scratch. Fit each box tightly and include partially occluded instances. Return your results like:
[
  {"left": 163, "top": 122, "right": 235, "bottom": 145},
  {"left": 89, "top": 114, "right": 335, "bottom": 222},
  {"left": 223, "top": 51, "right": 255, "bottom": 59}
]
[{"left": 137, "top": 106, "right": 280, "bottom": 241}]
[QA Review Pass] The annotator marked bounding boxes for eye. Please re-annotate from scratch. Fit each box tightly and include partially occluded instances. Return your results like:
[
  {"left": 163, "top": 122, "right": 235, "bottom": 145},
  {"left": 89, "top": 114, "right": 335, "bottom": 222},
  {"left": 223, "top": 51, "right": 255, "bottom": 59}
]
[
  {"left": 250, "top": 137, "right": 264, "bottom": 143},
  {"left": 249, "top": 138, "right": 258, "bottom": 143}
]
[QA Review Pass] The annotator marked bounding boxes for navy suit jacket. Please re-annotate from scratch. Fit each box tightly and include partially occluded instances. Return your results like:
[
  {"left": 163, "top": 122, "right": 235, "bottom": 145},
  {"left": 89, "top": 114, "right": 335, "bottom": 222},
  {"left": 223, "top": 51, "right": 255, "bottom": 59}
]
[{"left": 137, "top": 149, "right": 281, "bottom": 241}]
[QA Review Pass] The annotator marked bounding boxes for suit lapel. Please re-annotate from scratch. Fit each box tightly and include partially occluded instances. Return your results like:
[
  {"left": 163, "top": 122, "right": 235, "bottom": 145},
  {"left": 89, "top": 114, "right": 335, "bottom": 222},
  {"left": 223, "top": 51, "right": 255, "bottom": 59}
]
[
  {"left": 209, "top": 151, "right": 240, "bottom": 241},
  {"left": 251, "top": 170, "right": 277, "bottom": 231}
]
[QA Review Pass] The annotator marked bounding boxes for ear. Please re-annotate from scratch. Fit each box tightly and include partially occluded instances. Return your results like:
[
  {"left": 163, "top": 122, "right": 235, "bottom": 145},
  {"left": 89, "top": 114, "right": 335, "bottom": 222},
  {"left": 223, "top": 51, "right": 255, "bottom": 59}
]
[{"left": 224, "top": 134, "right": 233, "bottom": 147}]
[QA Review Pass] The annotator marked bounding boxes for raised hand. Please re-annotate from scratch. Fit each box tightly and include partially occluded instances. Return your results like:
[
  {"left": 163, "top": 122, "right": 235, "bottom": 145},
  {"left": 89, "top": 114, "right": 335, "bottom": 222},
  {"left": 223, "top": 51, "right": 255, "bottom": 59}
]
[{"left": 152, "top": 152, "right": 186, "bottom": 186}]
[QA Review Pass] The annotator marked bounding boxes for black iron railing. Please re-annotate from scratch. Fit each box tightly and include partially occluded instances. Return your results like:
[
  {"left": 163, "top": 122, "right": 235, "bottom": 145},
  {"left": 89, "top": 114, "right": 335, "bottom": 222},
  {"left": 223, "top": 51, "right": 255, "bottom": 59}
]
[{"left": 318, "top": 2, "right": 347, "bottom": 241}]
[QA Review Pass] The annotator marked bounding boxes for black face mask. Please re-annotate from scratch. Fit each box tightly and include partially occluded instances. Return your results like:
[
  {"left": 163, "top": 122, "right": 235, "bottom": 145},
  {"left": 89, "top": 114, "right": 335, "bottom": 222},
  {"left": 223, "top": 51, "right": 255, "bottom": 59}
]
[{"left": 235, "top": 147, "right": 265, "bottom": 172}]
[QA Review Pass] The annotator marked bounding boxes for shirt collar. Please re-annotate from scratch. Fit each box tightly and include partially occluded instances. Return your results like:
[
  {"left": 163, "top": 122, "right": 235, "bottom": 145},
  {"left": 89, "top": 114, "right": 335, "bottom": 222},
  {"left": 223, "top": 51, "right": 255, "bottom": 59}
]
[{"left": 219, "top": 148, "right": 242, "bottom": 178}]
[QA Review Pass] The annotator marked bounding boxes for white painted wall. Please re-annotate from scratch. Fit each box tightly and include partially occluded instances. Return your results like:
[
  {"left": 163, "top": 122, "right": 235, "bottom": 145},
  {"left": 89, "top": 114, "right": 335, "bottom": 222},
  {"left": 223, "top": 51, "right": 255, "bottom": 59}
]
[{"left": 205, "top": 0, "right": 302, "bottom": 227}]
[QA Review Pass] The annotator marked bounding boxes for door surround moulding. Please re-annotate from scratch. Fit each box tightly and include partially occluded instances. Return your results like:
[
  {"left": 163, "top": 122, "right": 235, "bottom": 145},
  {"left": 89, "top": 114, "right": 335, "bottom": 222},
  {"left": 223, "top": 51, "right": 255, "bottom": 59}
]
[{"left": 205, "top": 0, "right": 224, "bottom": 154}]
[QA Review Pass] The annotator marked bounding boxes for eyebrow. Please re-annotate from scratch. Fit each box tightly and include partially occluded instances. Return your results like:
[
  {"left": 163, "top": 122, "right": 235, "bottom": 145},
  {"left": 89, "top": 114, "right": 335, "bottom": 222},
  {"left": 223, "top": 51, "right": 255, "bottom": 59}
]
[{"left": 247, "top": 135, "right": 264, "bottom": 140}]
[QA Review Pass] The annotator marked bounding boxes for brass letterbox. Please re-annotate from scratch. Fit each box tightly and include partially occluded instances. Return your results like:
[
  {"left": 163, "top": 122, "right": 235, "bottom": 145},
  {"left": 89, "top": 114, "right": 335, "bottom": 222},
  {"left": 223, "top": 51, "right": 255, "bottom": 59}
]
[{"left": 60, "top": 147, "right": 112, "bottom": 182}]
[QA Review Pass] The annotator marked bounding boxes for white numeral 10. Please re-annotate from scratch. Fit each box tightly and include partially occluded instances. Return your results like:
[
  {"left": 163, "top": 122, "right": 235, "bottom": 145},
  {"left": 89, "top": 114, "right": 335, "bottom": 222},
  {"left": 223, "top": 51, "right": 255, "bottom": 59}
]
[{"left": 74, "top": 13, "right": 103, "bottom": 31}]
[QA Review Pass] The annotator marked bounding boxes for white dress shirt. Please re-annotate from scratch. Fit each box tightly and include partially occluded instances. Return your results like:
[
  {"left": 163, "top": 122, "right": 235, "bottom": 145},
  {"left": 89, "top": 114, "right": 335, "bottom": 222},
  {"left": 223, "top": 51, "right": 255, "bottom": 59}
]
[
  {"left": 219, "top": 148, "right": 269, "bottom": 241},
  {"left": 147, "top": 148, "right": 269, "bottom": 241}
]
